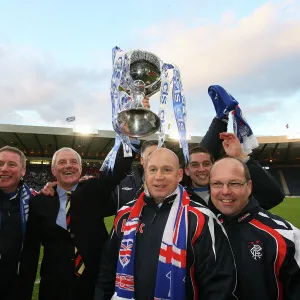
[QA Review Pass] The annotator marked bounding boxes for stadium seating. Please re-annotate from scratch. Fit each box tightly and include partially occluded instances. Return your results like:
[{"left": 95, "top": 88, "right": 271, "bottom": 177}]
[
  {"left": 267, "top": 168, "right": 282, "bottom": 187},
  {"left": 281, "top": 168, "right": 300, "bottom": 196}
]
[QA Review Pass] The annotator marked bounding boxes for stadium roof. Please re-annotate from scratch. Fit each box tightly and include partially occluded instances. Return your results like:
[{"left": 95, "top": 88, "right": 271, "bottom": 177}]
[{"left": 1, "top": 124, "right": 300, "bottom": 166}]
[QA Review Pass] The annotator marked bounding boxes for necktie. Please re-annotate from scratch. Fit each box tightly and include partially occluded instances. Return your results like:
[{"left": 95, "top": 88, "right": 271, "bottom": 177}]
[{"left": 66, "top": 191, "right": 85, "bottom": 277}]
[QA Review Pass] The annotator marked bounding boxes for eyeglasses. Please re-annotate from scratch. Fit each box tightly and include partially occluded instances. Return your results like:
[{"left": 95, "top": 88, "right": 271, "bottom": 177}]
[{"left": 209, "top": 181, "right": 248, "bottom": 190}]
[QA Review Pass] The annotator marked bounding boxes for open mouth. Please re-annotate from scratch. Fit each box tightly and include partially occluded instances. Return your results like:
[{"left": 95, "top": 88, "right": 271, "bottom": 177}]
[
  {"left": 63, "top": 172, "right": 74, "bottom": 176},
  {"left": 154, "top": 185, "right": 166, "bottom": 189},
  {"left": 0, "top": 175, "right": 11, "bottom": 179},
  {"left": 220, "top": 199, "right": 235, "bottom": 204}
]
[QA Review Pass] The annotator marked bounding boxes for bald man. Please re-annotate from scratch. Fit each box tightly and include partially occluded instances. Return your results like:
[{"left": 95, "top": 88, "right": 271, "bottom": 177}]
[
  {"left": 95, "top": 148, "right": 237, "bottom": 300},
  {"left": 209, "top": 157, "right": 300, "bottom": 300}
]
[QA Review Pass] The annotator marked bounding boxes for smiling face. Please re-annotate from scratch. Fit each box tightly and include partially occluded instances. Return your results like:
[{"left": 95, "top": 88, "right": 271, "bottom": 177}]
[
  {"left": 145, "top": 148, "right": 183, "bottom": 203},
  {"left": 0, "top": 151, "right": 26, "bottom": 193},
  {"left": 51, "top": 149, "right": 82, "bottom": 191},
  {"left": 210, "top": 158, "right": 252, "bottom": 216},
  {"left": 185, "top": 152, "right": 213, "bottom": 187}
]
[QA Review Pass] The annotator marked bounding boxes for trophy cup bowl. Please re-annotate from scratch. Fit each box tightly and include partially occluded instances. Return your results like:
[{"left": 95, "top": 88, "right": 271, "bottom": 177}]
[{"left": 117, "top": 50, "right": 162, "bottom": 137}]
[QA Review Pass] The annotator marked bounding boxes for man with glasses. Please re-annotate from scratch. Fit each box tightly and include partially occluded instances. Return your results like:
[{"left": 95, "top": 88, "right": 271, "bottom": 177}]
[
  {"left": 184, "top": 132, "right": 284, "bottom": 211},
  {"left": 209, "top": 157, "right": 300, "bottom": 299}
]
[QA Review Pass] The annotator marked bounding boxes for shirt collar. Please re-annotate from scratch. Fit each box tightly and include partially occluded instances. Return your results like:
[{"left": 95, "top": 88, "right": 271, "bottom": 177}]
[
  {"left": 57, "top": 184, "right": 78, "bottom": 198},
  {"left": 193, "top": 186, "right": 209, "bottom": 192},
  {"left": 5, "top": 190, "right": 18, "bottom": 201}
]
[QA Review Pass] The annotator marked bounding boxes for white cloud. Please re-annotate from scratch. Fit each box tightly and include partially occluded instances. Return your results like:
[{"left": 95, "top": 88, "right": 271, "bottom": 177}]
[
  {"left": 0, "top": 0, "right": 300, "bottom": 138},
  {"left": 0, "top": 44, "right": 112, "bottom": 128},
  {"left": 135, "top": 0, "right": 300, "bottom": 135}
]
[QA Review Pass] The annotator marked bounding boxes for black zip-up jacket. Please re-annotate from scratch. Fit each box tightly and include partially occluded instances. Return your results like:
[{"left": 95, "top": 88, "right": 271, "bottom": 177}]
[
  {"left": 109, "top": 165, "right": 144, "bottom": 212},
  {"left": 217, "top": 197, "right": 300, "bottom": 300},
  {"left": 0, "top": 189, "right": 23, "bottom": 300},
  {"left": 95, "top": 192, "right": 237, "bottom": 300}
]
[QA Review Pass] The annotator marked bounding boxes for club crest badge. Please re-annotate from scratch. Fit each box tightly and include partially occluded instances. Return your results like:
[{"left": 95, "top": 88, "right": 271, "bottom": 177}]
[{"left": 248, "top": 240, "right": 263, "bottom": 260}]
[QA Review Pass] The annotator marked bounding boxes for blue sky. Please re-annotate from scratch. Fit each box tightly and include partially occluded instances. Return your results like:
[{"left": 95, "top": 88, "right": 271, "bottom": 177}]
[{"left": 1, "top": 0, "right": 300, "bottom": 138}]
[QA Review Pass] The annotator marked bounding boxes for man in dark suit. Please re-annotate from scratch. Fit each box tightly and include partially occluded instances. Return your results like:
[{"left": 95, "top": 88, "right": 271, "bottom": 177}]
[
  {"left": 18, "top": 146, "right": 135, "bottom": 300},
  {"left": 0, "top": 146, "right": 33, "bottom": 300}
]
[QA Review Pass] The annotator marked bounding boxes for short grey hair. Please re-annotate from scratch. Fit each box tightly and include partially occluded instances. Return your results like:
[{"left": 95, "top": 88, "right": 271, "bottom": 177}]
[{"left": 51, "top": 147, "right": 82, "bottom": 167}]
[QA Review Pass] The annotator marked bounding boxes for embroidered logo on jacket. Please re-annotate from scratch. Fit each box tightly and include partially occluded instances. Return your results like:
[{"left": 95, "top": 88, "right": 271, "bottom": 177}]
[
  {"left": 248, "top": 241, "right": 263, "bottom": 260},
  {"left": 122, "top": 187, "right": 133, "bottom": 190}
]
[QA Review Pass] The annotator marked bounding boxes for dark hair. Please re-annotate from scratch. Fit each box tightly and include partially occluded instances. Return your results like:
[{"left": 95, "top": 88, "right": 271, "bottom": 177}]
[
  {"left": 0, "top": 146, "right": 26, "bottom": 168},
  {"left": 212, "top": 156, "right": 251, "bottom": 181},
  {"left": 188, "top": 146, "right": 215, "bottom": 165},
  {"left": 141, "top": 140, "right": 165, "bottom": 156}
]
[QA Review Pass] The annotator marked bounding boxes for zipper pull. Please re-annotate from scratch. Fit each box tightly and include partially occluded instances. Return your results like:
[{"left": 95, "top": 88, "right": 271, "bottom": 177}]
[{"left": 151, "top": 213, "right": 157, "bottom": 224}]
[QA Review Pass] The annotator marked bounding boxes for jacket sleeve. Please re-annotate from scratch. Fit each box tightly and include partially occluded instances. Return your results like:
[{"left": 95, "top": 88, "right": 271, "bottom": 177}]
[
  {"left": 199, "top": 118, "right": 228, "bottom": 160},
  {"left": 16, "top": 199, "right": 41, "bottom": 300},
  {"left": 102, "top": 146, "right": 137, "bottom": 188},
  {"left": 194, "top": 214, "right": 237, "bottom": 300},
  {"left": 280, "top": 223, "right": 300, "bottom": 300},
  {"left": 246, "top": 158, "right": 284, "bottom": 210},
  {"left": 94, "top": 228, "right": 121, "bottom": 300},
  {"left": 94, "top": 145, "right": 139, "bottom": 216},
  {"left": 108, "top": 186, "right": 119, "bottom": 215}
]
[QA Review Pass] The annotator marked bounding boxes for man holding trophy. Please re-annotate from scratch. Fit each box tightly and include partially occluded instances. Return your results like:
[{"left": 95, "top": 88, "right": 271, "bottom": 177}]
[{"left": 95, "top": 47, "right": 237, "bottom": 300}]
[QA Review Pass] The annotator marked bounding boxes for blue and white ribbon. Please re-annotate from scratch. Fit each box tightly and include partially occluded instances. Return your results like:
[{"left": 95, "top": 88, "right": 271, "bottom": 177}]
[
  {"left": 172, "top": 66, "right": 189, "bottom": 164},
  {"left": 101, "top": 47, "right": 138, "bottom": 172},
  {"left": 157, "top": 63, "right": 172, "bottom": 149}
]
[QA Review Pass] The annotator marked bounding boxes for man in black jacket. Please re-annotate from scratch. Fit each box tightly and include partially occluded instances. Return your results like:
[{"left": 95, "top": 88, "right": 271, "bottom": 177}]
[
  {"left": 209, "top": 157, "right": 300, "bottom": 299},
  {"left": 0, "top": 146, "right": 34, "bottom": 300},
  {"left": 18, "top": 146, "right": 135, "bottom": 300},
  {"left": 184, "top": 132, "right": 284, "bottom": 211},
  {"left": 95, "top": 148, "right": 237, "bottom": 300}
]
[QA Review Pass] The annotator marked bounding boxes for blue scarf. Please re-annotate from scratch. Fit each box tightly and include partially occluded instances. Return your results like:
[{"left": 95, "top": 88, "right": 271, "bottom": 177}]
[
  {"left": 113, "top": 185, "right": 189, "bottom": 300},
  {"left": 19, "top": 183, "right": 32, "bottom": 236},
  {"left": 208, "top": 85, "right": 258, "bottom": 154}
]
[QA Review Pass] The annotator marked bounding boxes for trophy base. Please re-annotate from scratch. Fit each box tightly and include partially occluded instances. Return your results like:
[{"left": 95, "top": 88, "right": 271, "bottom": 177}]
[{"left": 117, "top": 108, "right": 161, "bottom": 138}]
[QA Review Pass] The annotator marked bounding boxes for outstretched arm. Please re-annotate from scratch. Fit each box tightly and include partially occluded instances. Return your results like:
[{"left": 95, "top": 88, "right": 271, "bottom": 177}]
[{"left": 200, "top": 118, "right": 228, "bottom": 160}]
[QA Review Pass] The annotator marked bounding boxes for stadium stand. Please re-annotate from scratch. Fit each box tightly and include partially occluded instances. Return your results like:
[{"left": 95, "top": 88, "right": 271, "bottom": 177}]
[
  {"left": 281, "top": 167, "right": 300, "bottom": 196},
  {"left": 1, "top": 124, "right": 299, "bottom": 194},
  {"left": 268, "top": 168, "right": 283, "bottom": 189}
]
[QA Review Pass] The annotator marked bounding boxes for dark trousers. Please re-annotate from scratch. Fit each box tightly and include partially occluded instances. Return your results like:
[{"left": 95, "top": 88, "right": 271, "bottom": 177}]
[
  {"left": 39, "top": 276, "right": 95, "bottom": 300},
  {"left": 0, "top": 272, "right": 18, "bottom": 300}
]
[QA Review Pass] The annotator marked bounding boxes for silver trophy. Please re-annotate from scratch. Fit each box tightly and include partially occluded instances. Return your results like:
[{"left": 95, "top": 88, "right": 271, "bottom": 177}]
[{"left": 117, "top": 50, "right": 162, "bottom": 137}]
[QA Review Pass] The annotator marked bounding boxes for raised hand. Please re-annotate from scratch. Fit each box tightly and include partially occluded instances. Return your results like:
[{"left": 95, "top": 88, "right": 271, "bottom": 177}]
[
  {"left": 142, "top": 95, "right": 150, "bottom": 109},
  {"left": 220, "top": 132, "right": 248, "bottom": 161}
]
